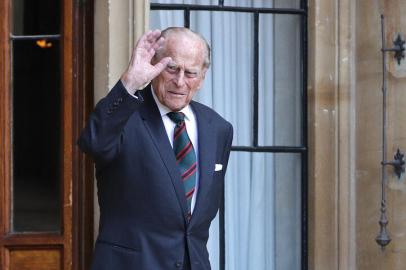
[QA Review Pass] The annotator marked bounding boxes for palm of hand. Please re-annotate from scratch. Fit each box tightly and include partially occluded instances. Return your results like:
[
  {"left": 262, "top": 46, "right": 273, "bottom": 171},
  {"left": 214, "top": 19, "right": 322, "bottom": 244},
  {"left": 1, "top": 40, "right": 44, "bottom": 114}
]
[{"left": 121, "top": 30, "right": 171, "bottom": 92}]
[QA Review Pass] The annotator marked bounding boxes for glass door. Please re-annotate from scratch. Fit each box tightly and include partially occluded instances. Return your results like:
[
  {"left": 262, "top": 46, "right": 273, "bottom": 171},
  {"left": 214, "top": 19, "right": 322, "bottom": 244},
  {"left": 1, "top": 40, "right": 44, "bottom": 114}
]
[{"left": 0, "top": 1, "right": 94, "bottom": 269}]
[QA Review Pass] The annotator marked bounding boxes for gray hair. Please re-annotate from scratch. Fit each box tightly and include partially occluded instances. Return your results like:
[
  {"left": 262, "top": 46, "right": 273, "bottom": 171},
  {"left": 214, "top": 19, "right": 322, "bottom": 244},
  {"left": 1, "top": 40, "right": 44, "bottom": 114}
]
[{"left": 154, "top": 27, "right": 211, "bottom": 69}]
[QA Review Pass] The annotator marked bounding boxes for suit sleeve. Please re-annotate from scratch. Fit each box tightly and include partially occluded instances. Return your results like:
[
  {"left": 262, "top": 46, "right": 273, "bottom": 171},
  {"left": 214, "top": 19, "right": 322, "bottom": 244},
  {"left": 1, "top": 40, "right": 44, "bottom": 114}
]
[
  {"left": 78, "top": 80, "right": 142, "bottom": 167},
  {"left": 220, "top": 123, "right": 234, "bottom": 177}
]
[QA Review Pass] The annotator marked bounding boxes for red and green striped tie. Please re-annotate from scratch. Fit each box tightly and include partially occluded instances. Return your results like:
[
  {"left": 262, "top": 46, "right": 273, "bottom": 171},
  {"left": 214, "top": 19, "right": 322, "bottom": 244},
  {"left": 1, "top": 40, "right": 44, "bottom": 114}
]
[{"left": 167, "top": 112, "right": 197, "bottom": 219}]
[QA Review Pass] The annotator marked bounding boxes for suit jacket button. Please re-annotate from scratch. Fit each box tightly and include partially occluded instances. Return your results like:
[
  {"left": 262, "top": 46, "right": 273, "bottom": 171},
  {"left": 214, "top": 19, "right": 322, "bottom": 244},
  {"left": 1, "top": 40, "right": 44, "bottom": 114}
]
[{"left": 175, "top": 262, "right": 182, "bottom": 268}]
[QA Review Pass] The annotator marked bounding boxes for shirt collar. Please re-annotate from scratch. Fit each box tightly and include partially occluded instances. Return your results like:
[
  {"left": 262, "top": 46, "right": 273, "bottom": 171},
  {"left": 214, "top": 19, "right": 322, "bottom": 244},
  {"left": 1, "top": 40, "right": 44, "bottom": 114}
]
[{"left": 151, "top": 86, "right": 194, "bottom": 121}]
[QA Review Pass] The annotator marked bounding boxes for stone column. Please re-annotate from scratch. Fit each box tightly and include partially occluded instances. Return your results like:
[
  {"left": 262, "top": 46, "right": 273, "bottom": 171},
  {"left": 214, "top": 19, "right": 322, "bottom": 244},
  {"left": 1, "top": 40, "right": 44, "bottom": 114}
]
[
  {"left": 93, "top": 0, "right": 149, "bottom": 240},
  {"left": 308, "top": 0, "right": 357, "bottom": 269}
]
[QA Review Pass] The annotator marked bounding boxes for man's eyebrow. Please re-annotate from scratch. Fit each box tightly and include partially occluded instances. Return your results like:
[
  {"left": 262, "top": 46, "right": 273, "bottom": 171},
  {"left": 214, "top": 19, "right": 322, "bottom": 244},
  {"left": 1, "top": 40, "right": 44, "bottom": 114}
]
[{"left": 165, "top": 62, "right": 200, "bottom": 72}]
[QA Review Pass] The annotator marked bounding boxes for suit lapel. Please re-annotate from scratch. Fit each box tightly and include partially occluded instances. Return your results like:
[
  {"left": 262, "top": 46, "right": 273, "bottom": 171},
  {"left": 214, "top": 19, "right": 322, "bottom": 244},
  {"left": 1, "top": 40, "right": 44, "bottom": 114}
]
[
  {"left": 139, "top": 88, "right": 189, "bottom": 219},
  {"left": 190, "top": 102, "right": 217, "bottom": 225}
]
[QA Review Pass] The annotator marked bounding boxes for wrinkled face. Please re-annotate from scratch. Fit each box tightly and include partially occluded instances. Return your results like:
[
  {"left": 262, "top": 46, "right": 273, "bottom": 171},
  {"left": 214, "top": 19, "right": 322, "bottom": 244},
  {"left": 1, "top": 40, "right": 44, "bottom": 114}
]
[{"left": 152, "top": 34, "right": 207, "bottom": 111}]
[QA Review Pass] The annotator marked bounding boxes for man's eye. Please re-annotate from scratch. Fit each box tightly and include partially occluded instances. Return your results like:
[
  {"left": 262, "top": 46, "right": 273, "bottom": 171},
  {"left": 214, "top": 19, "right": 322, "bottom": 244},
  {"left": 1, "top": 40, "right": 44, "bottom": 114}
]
[
  {"left": 166, "top": 66, "right": 177, "bottom": 72},
  {"left": 186, "top": 72, "right": 198, "bottom": 78}
]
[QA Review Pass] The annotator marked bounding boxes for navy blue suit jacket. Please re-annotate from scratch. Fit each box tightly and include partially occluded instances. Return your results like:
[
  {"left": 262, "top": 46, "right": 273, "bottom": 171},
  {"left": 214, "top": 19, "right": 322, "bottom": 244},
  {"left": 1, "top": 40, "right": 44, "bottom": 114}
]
[{"left": 78, "top": 81, "right": 233, "bottom": 270}]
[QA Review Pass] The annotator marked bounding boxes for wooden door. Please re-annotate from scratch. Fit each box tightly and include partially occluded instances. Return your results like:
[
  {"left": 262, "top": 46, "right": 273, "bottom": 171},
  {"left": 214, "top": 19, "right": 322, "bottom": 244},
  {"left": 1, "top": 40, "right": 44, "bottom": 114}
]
[{"left": 0, "top": 0, "right": 94, "bottom": 269}]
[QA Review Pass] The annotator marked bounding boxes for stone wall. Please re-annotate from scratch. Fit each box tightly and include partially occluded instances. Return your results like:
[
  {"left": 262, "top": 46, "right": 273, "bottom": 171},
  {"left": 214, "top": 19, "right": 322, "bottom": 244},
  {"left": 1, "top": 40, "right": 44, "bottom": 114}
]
[{"left": 356, "top": 1, "right": 406, "bottom": 269}]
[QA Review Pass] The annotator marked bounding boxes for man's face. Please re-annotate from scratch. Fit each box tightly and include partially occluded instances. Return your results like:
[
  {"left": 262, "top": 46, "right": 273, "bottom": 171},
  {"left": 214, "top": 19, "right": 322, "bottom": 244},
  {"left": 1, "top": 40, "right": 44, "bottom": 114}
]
[{"left": 152, "top": 35, "right": 207, "bottom": 111}]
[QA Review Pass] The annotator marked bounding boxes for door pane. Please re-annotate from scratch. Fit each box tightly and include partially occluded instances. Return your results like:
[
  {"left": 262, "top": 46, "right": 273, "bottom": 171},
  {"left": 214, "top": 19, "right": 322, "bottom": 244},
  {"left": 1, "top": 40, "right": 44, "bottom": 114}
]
[
  {"left": 12, "top": 0, "right": 60, "bottom": 35},
  {"left": 12, "top": 39, "right": 61, "bottom": 232}
]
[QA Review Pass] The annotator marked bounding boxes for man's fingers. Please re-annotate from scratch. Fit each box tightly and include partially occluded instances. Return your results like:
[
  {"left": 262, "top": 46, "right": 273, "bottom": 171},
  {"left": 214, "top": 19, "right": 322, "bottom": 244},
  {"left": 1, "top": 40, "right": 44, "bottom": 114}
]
[
  {"left": 147, "top": 29, "right": 161, "bottom": 42},
  {"left": 150, "top": 57, "right": 172, "bottom": 77},
  {"left": 130, "top": 30, "right": 163, "bottom": 63},
  {"left": 135, "top": 30, "right": 160, "bottom": 50},
  {"left": 152, "top": 37, "right": 165, "bottom": 51},
  {"left": 148, "top": 37, "right": 165, "bottom": 56},
  {"left": 137, "top": 30, "right": 152, "bottom": 47},
  {"left": 130, "top": 30, "right": 152, "bottom": 61}
]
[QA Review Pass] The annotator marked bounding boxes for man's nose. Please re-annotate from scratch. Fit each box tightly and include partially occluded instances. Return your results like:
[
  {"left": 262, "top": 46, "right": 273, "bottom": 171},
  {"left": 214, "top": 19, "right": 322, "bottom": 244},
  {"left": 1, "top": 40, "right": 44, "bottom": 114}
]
[{"left": 174, "top": 71, "right": 185, "bottom": 87}]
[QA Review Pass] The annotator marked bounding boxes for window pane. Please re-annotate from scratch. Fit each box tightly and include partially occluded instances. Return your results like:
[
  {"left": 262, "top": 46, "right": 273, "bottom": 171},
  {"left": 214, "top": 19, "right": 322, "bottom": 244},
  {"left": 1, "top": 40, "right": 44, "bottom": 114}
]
[
  {"left": 12, "top": 0, "right": 60, "bottom": 35},
  {"left": 189, "top": 11, "right": 254, "bottom": 146},
  {"left": 151, "top": 0, "right": 301, "bottom": 8},
  {"left": 273, "top": 0, "right": 301, "bottom": 9},
  {"left": 224, "top": 152, "right": 301, "bottom": 270},
  {"left": 224, "top": 0, "right": 301, "bottom": 9},
  {"left": 151, "top": 0, "right": 217, "bottom": 4},
  {"left": 208, "top": 212, "right": 220, "bottom": 270},
  {"left": 258, "top": 14, "right": 302, "bottom": 146},
  {"left": 12, "top": 39, "right": 61, "bottom": 232},
  {"left": 150, "top": 10, "right": 185, "bottom": 29}
]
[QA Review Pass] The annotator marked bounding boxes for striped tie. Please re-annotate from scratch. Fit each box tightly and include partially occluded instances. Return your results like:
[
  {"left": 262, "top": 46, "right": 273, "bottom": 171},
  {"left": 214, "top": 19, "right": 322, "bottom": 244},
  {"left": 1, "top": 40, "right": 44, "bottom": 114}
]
[{"left": 167, "top": 112, "right": 197, "bottom": 219}]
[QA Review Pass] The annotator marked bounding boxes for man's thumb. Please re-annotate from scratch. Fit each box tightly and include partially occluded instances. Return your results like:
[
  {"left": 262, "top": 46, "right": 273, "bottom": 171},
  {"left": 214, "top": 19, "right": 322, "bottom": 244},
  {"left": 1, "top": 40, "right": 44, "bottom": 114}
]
[{"left": 152, "top": 57, "right": 172, "bottom": 76}]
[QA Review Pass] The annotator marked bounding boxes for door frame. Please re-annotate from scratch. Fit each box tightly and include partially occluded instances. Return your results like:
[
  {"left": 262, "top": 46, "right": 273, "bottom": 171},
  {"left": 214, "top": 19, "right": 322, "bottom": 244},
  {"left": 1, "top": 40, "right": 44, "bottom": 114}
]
[
  {"left": 0, "top": 0, "right": 94, "bottom": 269},
  {"left": 71, "top": 0, "right": 94, "bottom": 269}
]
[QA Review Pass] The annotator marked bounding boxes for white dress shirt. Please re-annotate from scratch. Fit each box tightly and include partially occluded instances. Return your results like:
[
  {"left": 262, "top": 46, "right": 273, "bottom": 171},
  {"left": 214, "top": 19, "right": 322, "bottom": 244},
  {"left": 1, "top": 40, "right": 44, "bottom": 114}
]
[{"left": 151, "top": 89, "right": 200, "bottom": 214}]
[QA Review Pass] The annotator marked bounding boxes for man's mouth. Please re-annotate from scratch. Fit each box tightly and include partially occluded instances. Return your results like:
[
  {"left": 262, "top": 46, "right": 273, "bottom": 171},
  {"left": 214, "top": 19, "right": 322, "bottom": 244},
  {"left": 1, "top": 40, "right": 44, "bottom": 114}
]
[{"left": 168, "top": 91, "right": 186, "bottom": 97}]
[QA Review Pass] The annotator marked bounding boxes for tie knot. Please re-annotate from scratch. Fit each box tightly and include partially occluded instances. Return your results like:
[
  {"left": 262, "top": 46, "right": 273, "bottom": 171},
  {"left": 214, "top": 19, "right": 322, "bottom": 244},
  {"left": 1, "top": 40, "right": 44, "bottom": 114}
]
[{"left": 167, "top": 112, "right": 185, "bottom": 124}]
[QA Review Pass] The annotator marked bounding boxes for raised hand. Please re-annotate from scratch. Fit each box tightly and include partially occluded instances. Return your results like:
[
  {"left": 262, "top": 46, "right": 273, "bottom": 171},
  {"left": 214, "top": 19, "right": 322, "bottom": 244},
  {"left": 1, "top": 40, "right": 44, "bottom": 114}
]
[{"left": 121, "top": 30, "right": 171, "bottom": 93}]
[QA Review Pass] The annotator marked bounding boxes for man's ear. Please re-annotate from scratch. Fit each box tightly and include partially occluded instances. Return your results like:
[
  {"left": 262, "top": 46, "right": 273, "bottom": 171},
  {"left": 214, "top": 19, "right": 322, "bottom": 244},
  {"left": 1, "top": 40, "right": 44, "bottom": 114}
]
[
  {"left": 202, "top": 68, "right": 207, "bottom": 79},
  {"left": 198, "top": 68, "right": 208, "bottom": 88}
]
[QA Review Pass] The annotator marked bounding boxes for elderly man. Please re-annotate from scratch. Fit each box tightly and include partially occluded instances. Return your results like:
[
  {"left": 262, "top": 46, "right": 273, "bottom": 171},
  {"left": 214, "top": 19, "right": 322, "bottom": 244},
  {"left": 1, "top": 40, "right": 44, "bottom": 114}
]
[{"left": 79, "top": 27, "right": 233, "bottom": 270}]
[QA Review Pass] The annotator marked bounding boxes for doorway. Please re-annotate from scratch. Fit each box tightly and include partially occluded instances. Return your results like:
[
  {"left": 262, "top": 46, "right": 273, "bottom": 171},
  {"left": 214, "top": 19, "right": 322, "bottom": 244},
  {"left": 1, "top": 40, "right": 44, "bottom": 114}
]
[{"left": 0, "top": 1, "right": 94, "bottom": 269}]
